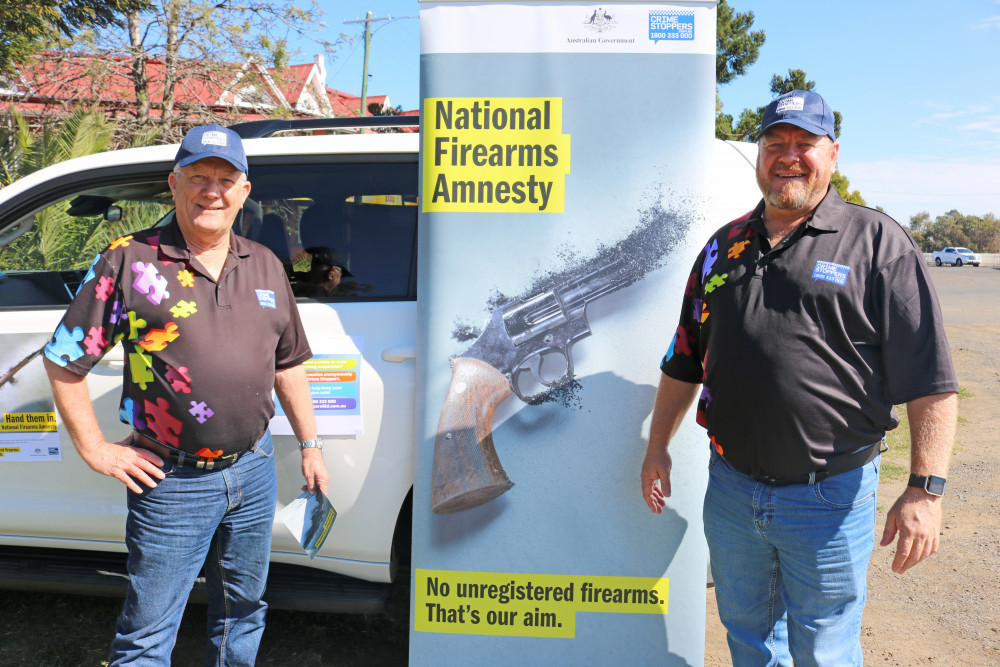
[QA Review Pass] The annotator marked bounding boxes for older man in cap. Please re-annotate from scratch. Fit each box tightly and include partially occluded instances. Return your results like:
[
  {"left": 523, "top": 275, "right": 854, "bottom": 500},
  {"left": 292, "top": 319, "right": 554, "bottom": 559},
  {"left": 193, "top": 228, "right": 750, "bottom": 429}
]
[
  {"left": 640, "top": 91, "right": 957, "bottom": 665},
  {"left": 44, "top": 124, "right": 328, "bottom": 665}
]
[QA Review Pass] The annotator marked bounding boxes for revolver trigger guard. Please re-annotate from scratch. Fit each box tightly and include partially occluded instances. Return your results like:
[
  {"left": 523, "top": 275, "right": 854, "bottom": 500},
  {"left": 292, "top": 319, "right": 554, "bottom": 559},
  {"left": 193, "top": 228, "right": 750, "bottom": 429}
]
[{"left": 509, "top": 345, "right": 575, "bottom": 403}]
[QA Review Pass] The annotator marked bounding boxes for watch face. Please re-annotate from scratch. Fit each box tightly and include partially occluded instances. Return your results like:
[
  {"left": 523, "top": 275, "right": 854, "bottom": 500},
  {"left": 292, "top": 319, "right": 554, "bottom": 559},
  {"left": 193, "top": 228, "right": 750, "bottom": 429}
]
[{"left": 926, "top": 475, "right": 946, "bottom": 496}]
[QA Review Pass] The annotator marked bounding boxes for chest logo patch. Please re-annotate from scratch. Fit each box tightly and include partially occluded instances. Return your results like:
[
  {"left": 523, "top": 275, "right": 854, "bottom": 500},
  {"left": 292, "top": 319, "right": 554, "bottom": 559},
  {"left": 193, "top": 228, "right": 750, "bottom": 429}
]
[
  {"left": 812, "top": 260, "right": 850, "bottom": 286},
  {"left": 255, "top": 289, "right": 277, "bottom": 309}
]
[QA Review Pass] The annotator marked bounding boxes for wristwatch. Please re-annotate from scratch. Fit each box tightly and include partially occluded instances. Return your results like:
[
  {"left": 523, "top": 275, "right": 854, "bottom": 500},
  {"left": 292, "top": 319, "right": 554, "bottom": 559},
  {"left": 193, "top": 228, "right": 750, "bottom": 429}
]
[
  {"left": 298, "top": 437, "right": 324, "bottom": 452},
  {"left": 907, "top": 473, "right": 946, "bottom": 497}
]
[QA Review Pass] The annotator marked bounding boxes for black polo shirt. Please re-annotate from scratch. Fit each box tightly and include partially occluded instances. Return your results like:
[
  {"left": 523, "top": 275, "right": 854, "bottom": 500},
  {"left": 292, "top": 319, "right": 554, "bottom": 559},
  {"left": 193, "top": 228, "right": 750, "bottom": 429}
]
[
  {"left": 45, "top": 220, "right": 311, "bottom": 457},
  {"left": 660, "top": 189, "right": 957, "bottom": 478}
]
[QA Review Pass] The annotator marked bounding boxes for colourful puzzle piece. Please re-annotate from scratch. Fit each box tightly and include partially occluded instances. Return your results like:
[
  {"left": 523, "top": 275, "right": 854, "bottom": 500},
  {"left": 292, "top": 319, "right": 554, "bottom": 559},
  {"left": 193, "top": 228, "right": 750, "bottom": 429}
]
[
  {"left": 194, "top": 447, "right": 223, "bottom": 459},
  {"left": 83, "top": 326, "right": 109, "bottom": 356},
  {"left": 128, "top": 349, "right": 154, "bottom": 390},
  {"left": 728, "top": 240, "right": 750, "bottom": 259},
  {"left": 95, "top": 276, "right": 115, "bottom": 302},
  {"left": 704, "top": 273, "right": 728, "bottom": 294},
  {"left": 145, "top": 397, "right": 182, "bottom": 447},
  {"left": 120, "top": 397, "right": 147, "bottom": 431},
  {"left": 673, "top": 324, "right": 694, "bottom": 357},
  {"left": 109, "top": 235, "right": 133, "bottom": 250},
  {"left": 170, "top": 300, "right": 198, "bottom": 319},
  {"left": 110, "top": 300, "right": 127, "bottom": 325},
  {"left": 79, "top": 255, "right": 101, "bottom": 290},
  {"left": 165, "top": 365, "right": 192, "bottom": 393},
  {"left": 138, "top": 322, "right": 179, "bottom": 352},
  {"left": 127, "top": 311, "right": 147, "bottom": 341},
  {"left": 701, "top": 239, "right": 719, "bottom": 281},
  {"left": 189, "top": 401, "right": 214, "bottom": 424},
  {"left": 47, "top": 323, "right": 86, "bottom": 365},
  {"left": 131, "top": 261, "right": 170, "bottom": 305},
  {"left": 176, "top": 269, "right": 195, "bottom": 288}
]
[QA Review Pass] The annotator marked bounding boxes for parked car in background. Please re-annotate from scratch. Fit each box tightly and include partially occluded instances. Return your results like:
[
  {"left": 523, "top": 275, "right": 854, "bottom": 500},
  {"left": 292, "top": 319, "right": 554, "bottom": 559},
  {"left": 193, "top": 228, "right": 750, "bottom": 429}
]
[
  {"left": 933, "top": 246, "right": 981, "bottom": 267},
  {"left": 0, "top": 117, "right": 762, "bottom": 613}
]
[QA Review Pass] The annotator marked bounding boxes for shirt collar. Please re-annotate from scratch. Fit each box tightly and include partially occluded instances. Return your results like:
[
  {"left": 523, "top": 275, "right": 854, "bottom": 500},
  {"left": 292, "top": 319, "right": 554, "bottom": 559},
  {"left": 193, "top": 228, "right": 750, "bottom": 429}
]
[
  {"left": 156, "top": 215, "right": 254, "bottom": 261},
  {"left": 740, "top": 186, "right": 846, "bottom": 236}
]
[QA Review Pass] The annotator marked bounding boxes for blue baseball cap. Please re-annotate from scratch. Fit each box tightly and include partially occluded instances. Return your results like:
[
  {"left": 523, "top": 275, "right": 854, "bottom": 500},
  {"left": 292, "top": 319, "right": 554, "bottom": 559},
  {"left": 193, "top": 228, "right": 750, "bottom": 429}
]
[
  {"left": 174, "top": 124, "right": 248, "bottom": 174},
  {"left": 758, "top": 90, "right": 836, "bottom": 142}
]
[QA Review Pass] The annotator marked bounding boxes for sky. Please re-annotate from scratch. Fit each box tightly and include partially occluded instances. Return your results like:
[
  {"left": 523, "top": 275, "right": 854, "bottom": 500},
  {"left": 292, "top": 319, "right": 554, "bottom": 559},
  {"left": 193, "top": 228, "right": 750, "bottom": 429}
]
[{"left": 297, "top": 0, "right": 1000, "bottom": 225}]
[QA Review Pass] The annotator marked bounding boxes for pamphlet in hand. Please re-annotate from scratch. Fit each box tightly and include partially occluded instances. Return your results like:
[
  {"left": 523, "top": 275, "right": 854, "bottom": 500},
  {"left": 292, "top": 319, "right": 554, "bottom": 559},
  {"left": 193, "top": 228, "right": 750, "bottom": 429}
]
[{"left": 277, "top": 489, "right": 337, "bottom": 558}]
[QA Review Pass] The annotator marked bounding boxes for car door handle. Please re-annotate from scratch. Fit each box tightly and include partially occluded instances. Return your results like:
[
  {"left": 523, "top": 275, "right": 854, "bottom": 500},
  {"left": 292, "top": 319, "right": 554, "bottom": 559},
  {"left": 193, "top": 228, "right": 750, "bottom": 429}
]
[{"left": 381, "top": 345, "right": 416, "bottom": 363}]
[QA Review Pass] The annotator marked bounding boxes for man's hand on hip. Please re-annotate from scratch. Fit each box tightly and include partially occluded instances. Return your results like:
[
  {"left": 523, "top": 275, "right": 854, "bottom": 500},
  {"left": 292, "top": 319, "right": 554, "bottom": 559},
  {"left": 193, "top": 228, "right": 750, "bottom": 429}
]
[
  {"left": 880, "top": 487, "right": 943, "bottom": 574},
  {"left": 81, "top": 434, "right": 166, "bottom": 494}
]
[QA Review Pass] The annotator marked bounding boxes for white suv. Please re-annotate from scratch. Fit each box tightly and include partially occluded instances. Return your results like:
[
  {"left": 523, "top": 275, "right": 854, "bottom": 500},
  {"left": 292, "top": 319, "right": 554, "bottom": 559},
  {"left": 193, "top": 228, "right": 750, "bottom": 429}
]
[{"left": 0, "top": 117, "right": 758, "bottom": 611}]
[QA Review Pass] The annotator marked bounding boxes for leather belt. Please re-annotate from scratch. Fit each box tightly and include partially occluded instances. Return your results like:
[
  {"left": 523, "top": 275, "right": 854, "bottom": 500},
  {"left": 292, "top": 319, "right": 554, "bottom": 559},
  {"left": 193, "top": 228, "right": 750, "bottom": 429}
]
[
  {"left": 132, "top": 431, "right": 247, "bottom": 472},
  {"left": 752, "top": 440, "right": 887, "bottom": 486}
]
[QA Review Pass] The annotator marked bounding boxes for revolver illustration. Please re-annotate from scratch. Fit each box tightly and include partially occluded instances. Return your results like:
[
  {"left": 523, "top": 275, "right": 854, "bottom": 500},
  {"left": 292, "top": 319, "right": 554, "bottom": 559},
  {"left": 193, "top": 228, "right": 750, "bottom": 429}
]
[{"left": 431, "top": 259, "right": 630, "bottom": 514}]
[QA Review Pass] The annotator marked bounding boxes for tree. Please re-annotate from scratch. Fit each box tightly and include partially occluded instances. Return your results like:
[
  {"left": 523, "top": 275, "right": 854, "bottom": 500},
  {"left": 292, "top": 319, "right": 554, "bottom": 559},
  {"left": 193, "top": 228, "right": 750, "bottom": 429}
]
[
  {"left": 716, "top": 0, "right": 765, "bottom": 86},
  {"left": 907, "top": 210, "right": 1000, "bottom": 253},
  {"left": 14, "top": 0, "right": 341, "bottom": 145},
  {"left": 830, "top": 171, "right": 865, "bottom": 207},
  {"left": 0, "top": 0, "right": 149, "bottom": 75}
]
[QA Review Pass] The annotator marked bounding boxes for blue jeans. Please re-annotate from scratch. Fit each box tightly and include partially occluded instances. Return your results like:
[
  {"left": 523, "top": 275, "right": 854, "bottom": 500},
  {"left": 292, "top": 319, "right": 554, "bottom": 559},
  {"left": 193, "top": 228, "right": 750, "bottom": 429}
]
[
  {"left": 703, "top": 448, "right": 880, "bottom": 667},
  {"left": 109, "top": 431, "right": 278, "bottom": 667}
]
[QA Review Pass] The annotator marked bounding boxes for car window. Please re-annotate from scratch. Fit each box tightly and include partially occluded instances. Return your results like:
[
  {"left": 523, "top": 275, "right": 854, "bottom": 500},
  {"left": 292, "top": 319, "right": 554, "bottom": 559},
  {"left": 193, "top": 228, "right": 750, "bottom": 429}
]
[
  {"left": 0, "top": 159, "right": 418, "bottom": 308},
  {"left": 957, "top": 247, "right": 973, "bottom": 253}
]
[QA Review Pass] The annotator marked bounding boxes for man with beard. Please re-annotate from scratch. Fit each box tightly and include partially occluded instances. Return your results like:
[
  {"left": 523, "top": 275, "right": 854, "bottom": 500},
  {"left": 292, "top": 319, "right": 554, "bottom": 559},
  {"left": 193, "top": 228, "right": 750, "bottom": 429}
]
[{"left": 640, "top": 90, "right": 957, "bottom": 665}]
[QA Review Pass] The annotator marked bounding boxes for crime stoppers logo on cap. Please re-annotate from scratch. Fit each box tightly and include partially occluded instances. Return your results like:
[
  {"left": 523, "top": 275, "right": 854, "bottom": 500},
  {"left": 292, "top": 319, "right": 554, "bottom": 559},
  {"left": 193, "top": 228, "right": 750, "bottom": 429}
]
[
  {"left": 776, "top": 96, "right": 805, "bottom": 113},
  {"left": 201, "top": 131, "right": 228, "bottom": 147}
]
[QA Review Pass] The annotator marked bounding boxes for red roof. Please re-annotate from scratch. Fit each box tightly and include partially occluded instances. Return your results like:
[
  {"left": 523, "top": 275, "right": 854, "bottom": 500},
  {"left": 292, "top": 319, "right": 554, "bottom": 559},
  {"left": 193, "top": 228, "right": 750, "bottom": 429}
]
[{"left": 2, "top": 52, "right": 402, "bottom": 127}]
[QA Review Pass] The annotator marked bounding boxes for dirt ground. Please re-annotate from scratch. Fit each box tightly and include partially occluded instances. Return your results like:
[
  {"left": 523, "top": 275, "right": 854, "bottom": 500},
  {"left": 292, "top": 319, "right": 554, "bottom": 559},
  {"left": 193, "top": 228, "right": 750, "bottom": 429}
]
[{"left": 704, "top": 266, "right": 1000, "bottom": 666}]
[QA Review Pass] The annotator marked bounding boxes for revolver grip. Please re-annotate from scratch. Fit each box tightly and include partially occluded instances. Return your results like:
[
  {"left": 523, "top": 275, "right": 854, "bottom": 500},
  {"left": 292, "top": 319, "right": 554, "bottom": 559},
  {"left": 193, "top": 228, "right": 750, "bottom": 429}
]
[{"left": 431, "top": 357, "right": 515, "bottom": 514}]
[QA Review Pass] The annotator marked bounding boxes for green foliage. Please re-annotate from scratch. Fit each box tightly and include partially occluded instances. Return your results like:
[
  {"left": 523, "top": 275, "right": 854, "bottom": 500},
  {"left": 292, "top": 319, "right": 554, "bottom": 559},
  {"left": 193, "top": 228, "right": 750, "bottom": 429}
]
[
  {"left": 717, "top": 69, "right": 842, "bottom": 141},
  {"left": 830, "top": 171, "right": 866, "bottom": 206},
  {"left": 716, "top": 0, "right": 766, "bottom": 85},
  {"left": 0, "top": 107, "right": 168, "bottom": 272},
  {"left": 0, "top": 0, "right": 150, "bottom": 74},
  {"left": 907, "top": 210, "right": 1000, "bottom": 253}
]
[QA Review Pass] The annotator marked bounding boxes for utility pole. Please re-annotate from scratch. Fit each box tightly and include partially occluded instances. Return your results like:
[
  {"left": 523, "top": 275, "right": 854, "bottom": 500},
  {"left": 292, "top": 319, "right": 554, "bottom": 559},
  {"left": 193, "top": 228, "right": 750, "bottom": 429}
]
[{"left": 344, "top": 12, "right": 390, "bottom": 117}]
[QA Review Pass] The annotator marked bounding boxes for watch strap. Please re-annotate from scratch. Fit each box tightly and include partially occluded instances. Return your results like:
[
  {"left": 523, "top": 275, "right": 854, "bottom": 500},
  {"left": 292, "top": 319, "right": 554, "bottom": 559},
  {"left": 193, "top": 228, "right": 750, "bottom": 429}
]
[
  {"left": 907, "top": 473, "right": 946, "bottom": 497},
  {"left": 298, "top": 438, "right": 323, "bottom": 451}
]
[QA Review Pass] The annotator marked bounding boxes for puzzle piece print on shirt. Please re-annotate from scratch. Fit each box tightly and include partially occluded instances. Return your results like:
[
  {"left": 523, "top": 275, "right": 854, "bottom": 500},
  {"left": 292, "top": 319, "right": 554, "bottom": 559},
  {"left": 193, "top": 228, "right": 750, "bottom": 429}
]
[
  {"left": 170, "top": 300, "right": 197, "bottom": 319},
  {"left": 75, "top": 255, "right": 102, "bottom": 297},
  {"left": 701, "top": 240, "right": 719, "bottom": 282},
  {"left": 704, "top": 273, "right": 728, "bottom": 294},
  {"left": 95, "top": 276, "right": 115, "bottom": 302},
  {"left": 176, "top": 269, "right": 195, "bottom": 288},
  {"left": 128, "top": 349, "right": 154, "bottom": 390},
  {"left": 138, "top": 322, "right": 179, "bottom": 352},
  {"left": 672, "top": 324, "right": 694, "bottom": 357},
  {"left": 83, "top": 326, "right": 109, "bottom": 356},
  {"left": 119, "top": 397, "right": 146, "bottom": 431},
  {"left": 165, "top": 365, "right": 192, "bottom": 393},
  {"left": 728, "top": 240, "right": 750, "bottom": 260},
  {"left": 48, "top": 323, "right": 85, "bottom": 366},
  {"left": 194, "top": 447, "right": 223, "bottom": 459},
  {"left": 109, "top": 300, "right": 127, "bottom": 325},
  {"left": 131, "top": 261, "right": 170, "bottom": 305},
  {"left": 145, "top": 397, "right": 182, "bottom": 447},
  {"left": 109, "top": 235, "right": 133, "bottom": 250},
  {"left": 127, "top": 311, "right": 147, "bottom": 341},
  {"left": 189, "top": 401, "right": 214, "bottom": 424}
]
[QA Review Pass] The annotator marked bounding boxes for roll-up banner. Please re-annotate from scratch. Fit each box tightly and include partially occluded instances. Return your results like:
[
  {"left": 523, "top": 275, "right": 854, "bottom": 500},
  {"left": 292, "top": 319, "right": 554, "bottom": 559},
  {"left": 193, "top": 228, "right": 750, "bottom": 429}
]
[{"left": 414, "top": 2, "right": 718, "bottom": 664}]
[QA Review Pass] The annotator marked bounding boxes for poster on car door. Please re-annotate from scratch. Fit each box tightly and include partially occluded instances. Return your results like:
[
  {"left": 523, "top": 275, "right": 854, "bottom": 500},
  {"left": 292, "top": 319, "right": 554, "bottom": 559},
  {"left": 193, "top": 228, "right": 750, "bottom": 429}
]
[
  {"left": 0, "top": 333, "right": 62, "bottom": 461},
  {"left": 413, "top": 1, "right": 717, "bottom": 664}
]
